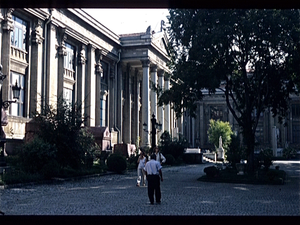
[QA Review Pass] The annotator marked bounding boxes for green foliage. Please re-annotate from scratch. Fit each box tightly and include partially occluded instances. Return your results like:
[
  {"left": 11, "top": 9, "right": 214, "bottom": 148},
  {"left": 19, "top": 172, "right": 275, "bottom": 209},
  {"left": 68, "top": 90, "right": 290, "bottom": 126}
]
[
  {"left": 207, "top": 119, "right": 233, "bottom": 151},
  {"left": 32, "top": 97, "right": 96, "bottom": 170},
  {"left": 257, "top": 149, "right": 273, "bottom": 170},
  {"left": 165, "top": 154, "right": 175, "bottom": 165},
  {"left": 204, "top": 166, "right": 219, "bottom": 177},
  {"left": 159, "top": 131, "right": 188, "bottom": 160},
  {"left": 160, "top": 9, "right": 300, "bottom": 171},
  {"left": 107, "top": 153, "right": 127, "bottom": 173},
  {"left": 20, "top": 137, "right": 58, "bottom": 174},
  {"left": 127, "top": 154, "right": 139, "bottom": 170},
  {"left": 282, "top": 147, "right": 297, "bottom": 159}
]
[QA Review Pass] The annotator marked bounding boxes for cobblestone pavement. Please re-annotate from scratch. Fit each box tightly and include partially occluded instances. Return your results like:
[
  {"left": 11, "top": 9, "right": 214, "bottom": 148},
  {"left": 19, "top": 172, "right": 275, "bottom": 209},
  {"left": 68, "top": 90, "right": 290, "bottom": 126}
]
[{"left": 0, "top": 160, "right": 299, "bottom": 216}]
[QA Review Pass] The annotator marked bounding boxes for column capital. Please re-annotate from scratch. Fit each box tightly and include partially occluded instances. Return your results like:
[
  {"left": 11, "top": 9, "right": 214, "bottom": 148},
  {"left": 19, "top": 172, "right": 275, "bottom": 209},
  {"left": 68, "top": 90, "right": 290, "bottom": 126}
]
[
  {"left": 157, "top": 69, "right": 164, "bottom": 77},
  {"left": 141, "top": 59, "right": 150, "bottom": 68},
  {"left": 150, "top": 65, "right": 158, "bottom": 73},
  {"left": 164, "top": 73, "right": 171, "bottom": 81}
]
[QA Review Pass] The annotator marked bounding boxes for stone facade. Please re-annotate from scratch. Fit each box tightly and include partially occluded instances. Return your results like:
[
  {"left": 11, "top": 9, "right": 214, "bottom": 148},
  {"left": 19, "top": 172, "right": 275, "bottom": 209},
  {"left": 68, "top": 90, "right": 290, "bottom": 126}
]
[
  {"left": 183, "top": 89, "right": 300, "bottom": 153},
  {"left": 0, "top": 8, "right": 176, "bottom": 153}
]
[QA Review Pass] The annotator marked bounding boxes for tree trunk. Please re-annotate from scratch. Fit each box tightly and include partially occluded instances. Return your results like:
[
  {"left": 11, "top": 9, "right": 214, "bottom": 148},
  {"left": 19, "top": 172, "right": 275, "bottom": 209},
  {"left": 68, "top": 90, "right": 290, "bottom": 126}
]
[{"left": 243, "top": 126, "right": 256, "bottom": 173}]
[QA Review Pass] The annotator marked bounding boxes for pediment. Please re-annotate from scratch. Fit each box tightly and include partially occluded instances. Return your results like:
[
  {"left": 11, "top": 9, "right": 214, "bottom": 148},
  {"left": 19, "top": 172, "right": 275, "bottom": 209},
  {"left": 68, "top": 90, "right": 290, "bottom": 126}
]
[{"left": 152, "top": 32, "right": 169, "bottom": 56}]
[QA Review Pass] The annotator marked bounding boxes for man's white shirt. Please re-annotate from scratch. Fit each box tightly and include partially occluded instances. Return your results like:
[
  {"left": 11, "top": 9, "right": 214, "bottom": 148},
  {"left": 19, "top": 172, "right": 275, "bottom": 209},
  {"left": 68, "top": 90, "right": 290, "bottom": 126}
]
[{"left": 144, "top": 159, "right": 162, "bottom": 175}]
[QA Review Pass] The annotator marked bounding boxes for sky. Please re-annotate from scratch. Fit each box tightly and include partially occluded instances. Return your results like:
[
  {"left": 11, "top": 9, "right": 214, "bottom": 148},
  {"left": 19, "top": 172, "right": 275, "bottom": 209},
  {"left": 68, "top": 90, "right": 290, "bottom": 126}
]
[{"left": 83, "top": 9, "right": 169, "bottom": 35}]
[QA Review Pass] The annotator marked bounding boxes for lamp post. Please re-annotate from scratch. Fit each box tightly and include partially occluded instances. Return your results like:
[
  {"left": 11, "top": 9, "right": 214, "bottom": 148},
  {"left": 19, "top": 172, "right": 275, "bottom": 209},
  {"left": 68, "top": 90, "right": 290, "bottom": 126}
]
[
  {"left": 143, "top": 113, "right": 162, "bottom": 149},
  {"left": 0, "top": 64, "right": 21, "bottom": 167}
]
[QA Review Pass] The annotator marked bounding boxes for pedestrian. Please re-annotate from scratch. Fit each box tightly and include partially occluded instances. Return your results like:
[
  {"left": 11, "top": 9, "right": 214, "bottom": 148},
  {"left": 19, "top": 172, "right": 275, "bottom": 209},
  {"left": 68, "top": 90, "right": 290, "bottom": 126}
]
[
  {"left": 154, "top": 146, "right": 166, "bottom": 165},
  {"left": 143, "top": 153, "right": 163, "bottom": 205},
  {"left": 136, "top": 150, "right": 147, "bottom": 187}
]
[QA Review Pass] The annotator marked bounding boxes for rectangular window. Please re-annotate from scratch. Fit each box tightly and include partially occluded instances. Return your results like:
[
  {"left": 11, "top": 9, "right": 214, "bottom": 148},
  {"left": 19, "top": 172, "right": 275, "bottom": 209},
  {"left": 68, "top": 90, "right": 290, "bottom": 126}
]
[
  {"left": 64, "top": 43, "right": 75, "bottom": 71},
  {"left": 63, "top": 88, "right": 73, "bottom": 106},
  {"left": 9, "top": 72, "right": 25, "bottom": 117},
  {"left": 11, "top": 15, "right": 27, "bottom": 50}
]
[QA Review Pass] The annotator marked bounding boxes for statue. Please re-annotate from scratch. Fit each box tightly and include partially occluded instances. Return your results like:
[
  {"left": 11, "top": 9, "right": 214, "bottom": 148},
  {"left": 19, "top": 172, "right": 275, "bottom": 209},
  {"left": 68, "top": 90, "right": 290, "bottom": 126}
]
[
  {"left": 217, "top": 136, "right": 224, "bottom": 160},
  {"left": 219, "top": 136, "right": 223, "bottom": 149},
  {"left": 146, "top": 25, "right": 151, "bottom": 34}
]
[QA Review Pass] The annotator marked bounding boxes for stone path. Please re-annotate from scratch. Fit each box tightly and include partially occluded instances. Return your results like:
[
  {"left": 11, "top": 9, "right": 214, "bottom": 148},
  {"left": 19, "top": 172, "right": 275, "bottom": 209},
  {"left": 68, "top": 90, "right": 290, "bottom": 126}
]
[{"left": 0, "top": 160, "right": 299, "bottom": 216}]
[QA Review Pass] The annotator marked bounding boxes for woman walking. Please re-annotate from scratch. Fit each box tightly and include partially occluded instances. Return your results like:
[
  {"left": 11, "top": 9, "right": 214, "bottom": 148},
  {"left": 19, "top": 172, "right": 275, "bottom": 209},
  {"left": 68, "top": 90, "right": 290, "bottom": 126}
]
[{"left": 136, "top": 150, "right": 147, "bottom": 187}]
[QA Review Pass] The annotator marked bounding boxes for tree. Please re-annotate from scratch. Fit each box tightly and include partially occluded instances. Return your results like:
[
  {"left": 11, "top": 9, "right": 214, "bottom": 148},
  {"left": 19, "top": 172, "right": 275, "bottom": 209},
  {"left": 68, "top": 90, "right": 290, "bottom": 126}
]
[
  {"left": 207, "top": 119, "right": 233, "bottom": 151},
  {"left": 158, "top": 9, "right": 300, "bottom": 172}
]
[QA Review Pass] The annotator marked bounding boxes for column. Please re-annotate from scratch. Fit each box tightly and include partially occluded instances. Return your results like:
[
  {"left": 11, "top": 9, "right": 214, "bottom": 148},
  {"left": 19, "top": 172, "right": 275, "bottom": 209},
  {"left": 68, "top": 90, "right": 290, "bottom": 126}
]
[
  {"left": 150, "top": 65, "right": 158, "bottom": 145},
  {"left": 76, "top": 44, "right": 86, "bottom": 118},
  {"left": 47, "top": 23, "right": 58, "bottom": 107},
  {"left": 56, "top": 27, "right": 67, "bottom": 99},
  {"left": 164, "top": 74, "right": 170, "bottom": 133},
  {"left": 30, "top": 19, "right": 44, "bottom": 116},
  {"left": 141, "top": 59, "right": 150, "bottom": 147},
  {"left": 132, "top": 69, "right": 140, "bottom": 147},
  {"left": 95, "top": 48, "right": 102, "bottom": 127},
  {"left": 0, "top": 9, "right": 14, "bottom": 101},
  {"left": 150, "top": 65, "right": 157, "bottom": 116},
  {"left": 109, "top": 62, "right": 115, "bottom": 129},
  {"left": 199, "top": 103, "right": 204, "bottom": 147},
  {"left": 85, "top": 44, "right": 96, "bottom": 126},
  {"left": 157, "top": 70, "right": 164, "bottom": 132},
  {"left": 116, "top": 63, "right": 123, "bottom": 143},
  {"left": 123, "top": 63, "right": 131, "bottom": 144}
]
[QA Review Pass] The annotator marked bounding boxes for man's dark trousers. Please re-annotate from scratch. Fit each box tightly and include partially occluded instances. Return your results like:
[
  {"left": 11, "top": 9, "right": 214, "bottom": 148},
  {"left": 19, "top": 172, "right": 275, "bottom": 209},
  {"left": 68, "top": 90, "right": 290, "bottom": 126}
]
[{"left": 147, "top": 175, "right": 161, "bottom": 203}]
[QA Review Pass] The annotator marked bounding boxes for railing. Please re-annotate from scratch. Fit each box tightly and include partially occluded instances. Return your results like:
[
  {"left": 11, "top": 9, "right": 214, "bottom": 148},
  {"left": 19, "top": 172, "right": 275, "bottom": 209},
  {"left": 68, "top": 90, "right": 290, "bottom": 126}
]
[
  {"left": 64, "top": 68, "right": 75, "bottom": 80},
  {"left": 10, "top": 46, "right": 27, "bottom": 63}
]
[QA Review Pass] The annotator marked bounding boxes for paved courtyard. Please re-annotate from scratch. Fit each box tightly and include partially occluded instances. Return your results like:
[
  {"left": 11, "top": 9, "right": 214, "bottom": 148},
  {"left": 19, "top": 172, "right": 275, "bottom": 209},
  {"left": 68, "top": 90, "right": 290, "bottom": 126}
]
[{"left": 0, "top": 160, "right": 299, "bottom": 216}]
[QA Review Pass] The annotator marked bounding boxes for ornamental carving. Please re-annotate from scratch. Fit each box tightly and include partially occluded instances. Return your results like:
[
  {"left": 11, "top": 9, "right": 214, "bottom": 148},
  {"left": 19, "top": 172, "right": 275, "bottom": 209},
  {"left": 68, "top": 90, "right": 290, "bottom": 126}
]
[
  {"left": 2, "top": 8, "right": 14, "bottom": 31},
  {"left": 77, "top": 45, "right": 86, "bottom": 65},
  {"left": 31, "top": 19, "right": 44, "bottom": 45},
  {"left": 95, "top": 48, "right": 103, "bottom": 76}
]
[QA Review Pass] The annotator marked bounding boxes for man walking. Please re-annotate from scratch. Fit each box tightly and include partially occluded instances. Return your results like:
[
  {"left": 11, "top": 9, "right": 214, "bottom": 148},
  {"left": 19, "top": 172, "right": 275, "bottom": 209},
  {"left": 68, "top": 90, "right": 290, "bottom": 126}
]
[
  {"left": 143, "top": 154, "right": 163, "bottom": 205},
  {"left": 153, "top": 146, "right": 166, "bottom": 165}
]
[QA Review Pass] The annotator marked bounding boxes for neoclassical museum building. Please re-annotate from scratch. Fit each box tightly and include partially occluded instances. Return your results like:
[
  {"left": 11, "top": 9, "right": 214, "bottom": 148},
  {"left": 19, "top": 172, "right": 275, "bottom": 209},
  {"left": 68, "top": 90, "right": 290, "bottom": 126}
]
[
  {"left": 0, "top": 8, "right": 175, "bottom": 153},
  {"left": 0, "top": 8, "right": 299, "bottom": 155}
]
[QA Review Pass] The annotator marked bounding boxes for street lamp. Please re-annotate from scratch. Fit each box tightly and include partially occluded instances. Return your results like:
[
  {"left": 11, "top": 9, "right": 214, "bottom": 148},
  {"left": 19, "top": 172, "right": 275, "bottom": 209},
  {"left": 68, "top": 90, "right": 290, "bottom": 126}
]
[
  {"left": 0, "top": 64, "right": 21, "bottom": 167},
  {"left": 143, "top": 113, "right": 162, "bottom": 149}
]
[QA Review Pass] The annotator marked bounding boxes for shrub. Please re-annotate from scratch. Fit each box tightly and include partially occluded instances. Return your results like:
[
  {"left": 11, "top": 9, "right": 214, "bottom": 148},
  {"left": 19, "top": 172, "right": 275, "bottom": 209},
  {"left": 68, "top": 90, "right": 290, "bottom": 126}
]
[
  {"left": 175, "top": 156, "right": 184, "bottom": 165},
  {"left": 32, "top": 98, "right": 96, "bottom": 170},
  {"left": 107, "top": 154, "right": 127, "bottom": 173},
  {"left": 258, "top": 149, "right": 273, "bottom": 170},
  {"left": 20, "top": 137, "right": 58, "bottom": 174},
  {"left": 207, "top": 119, "right": 233, "bottom": 151},
  {"left": 40, "top": 160, "right": 60, "bottom": 179},
  {"left": 283, "top": 147, "right": 297, "bottom": 159},
  {"left": 204, "top": 166, "right": 219, "bottom": 177},
  {"left": 1, "top": 169, "right": 43, "bottom": 185},
  {"left": 165, "top": 154, "right": 175, "bottom": 165},
  {"left": 159, "top": 131, "right": 188, "bottom": 160}
]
